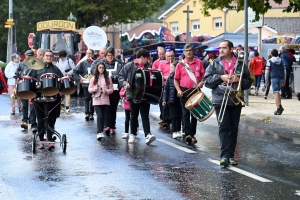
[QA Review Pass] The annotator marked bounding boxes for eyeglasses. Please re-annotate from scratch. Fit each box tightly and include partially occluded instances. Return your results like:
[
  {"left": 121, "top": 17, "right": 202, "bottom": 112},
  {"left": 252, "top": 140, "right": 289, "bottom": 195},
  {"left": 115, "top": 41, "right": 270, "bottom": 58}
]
[
  {"left": 184, "top": 49, "right": 193, "bottom": 52},
  {"left": 106, "top": 54, "right": 113, "bottom": 57}
]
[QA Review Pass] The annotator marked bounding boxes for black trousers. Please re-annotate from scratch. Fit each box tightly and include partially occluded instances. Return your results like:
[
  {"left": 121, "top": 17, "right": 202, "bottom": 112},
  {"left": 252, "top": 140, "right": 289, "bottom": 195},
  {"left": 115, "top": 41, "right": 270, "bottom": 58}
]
[
  {"left": 281, "top": 75, "right": 292, "bottom": 98},
  {"left": 169, "top": 98, "right": 182, "bottom": 132},
  {"left": 34, "top": 98, "right": 60, "bottom": 142},
  {"left": 214, "top": 106, "right": 242, "bottom": 159},
  {"left": 125, "top": 110, "right": 130, "bottom": 133},
  {"left": 30, "top": 103, "right": 37, "bottom": 127},
  {"left": 83, "top": 87, "right": 94, "bottom": 115},
  {"left": 180, "top": 88, "right": 198, "bottom": 137},
  {"left": 104, "top": 90, "right": 120, "bottom": 129},
  {"left": 94, "top": 105, "right": 108, "bottom": 133},
  {"left": 129, "top": 99, "right": 150, "bottom": 137},
  {"left": 21, "top": 99, "right": 29, "bottom": 123}
]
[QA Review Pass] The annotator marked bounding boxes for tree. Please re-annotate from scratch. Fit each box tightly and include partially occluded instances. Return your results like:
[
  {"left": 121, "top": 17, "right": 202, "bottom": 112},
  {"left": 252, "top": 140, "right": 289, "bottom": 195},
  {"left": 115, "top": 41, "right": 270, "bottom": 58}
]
[
  {"left": 69, "top": 0, "right": 166, "bottom": 26},
  {"left": 200, "top": 0, "right": 300, "bottom": 21}
]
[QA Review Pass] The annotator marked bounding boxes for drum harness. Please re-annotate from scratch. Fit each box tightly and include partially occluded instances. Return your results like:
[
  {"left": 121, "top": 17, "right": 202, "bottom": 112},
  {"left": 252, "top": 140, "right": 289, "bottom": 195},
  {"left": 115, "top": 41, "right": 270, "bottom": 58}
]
[{"left": 179, "top": 61, "right": 201, "bottom": 97}]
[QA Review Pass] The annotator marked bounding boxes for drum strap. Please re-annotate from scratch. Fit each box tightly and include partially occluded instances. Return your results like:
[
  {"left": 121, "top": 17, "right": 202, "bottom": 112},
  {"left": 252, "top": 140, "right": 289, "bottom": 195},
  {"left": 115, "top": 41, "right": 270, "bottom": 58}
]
[{"left": 180, "top": 62, "right": 197, "bottom": 85}]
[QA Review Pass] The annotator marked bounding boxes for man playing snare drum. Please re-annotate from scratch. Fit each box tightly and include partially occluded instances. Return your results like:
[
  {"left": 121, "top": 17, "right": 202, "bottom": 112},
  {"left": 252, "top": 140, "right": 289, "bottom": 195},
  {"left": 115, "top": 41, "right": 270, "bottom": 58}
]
[
  {"left": 203, "top": 40, "right": 252, "bottom": 167},
  {"left": 174, "top": 44, "right": 205, "bottom": 145}
]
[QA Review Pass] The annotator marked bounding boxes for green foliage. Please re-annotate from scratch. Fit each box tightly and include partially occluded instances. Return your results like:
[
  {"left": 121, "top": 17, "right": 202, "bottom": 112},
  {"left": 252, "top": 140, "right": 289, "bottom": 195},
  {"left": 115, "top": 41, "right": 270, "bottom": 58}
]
[
  {"left": 200, "top": 0, "right": 300, "bottom": 21},
  {"left": 0, "top": 0, "right": 166, "bottom": 61},
  {"left": 145, "top": 0, "right": 179, "bottom": 23}
]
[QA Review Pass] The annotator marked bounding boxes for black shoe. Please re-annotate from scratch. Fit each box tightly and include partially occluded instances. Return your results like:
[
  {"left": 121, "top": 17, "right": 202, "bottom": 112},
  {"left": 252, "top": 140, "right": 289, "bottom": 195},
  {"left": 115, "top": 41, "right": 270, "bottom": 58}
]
[
  {"left": 185, "top": 135, "right": 192, "bottom": 145},
  {"left": 48, "top": 145, "right": 55, "bottom": 151},
  {"left": 89, "top": 114, "right": 94, "bottom": 120},
  {"left": 264, "top": 96, "right": 267, "bottom": 100},
  {"left": 286, "top": 96, "right": 292, "bottom": 99},
  {"left": 281, "top": 96, "right": 287, "bottom": 99},
  {"left": 85, "top": 114, "right": 90, "bottom": 121},
  {"left": 162, "top": 123, "right": 169, "bottom": 129},
  {"left": 274, "top": 108, "right": 283, "bottom": 115},
  {"left": 11, "top": 111, "right": 15, "bottom": 115}
]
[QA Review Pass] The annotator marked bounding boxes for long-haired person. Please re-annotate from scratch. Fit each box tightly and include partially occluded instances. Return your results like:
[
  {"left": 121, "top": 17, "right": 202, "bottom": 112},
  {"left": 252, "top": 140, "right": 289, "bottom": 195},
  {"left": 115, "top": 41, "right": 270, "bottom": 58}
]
[{"left": 88, "top": 62, "right": 113, "bottom": 140}]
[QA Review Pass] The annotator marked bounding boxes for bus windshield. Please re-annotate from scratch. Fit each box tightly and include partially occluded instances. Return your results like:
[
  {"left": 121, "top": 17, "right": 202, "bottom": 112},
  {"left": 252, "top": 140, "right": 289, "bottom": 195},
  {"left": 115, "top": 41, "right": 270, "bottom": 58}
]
[{"left": 40, "top": 32, "right": 73, "bottom": 56}]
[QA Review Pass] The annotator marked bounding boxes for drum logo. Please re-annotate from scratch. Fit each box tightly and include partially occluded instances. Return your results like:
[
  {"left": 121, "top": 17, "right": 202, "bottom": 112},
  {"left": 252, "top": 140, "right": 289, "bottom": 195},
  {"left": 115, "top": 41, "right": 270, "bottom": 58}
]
[
  {"left": 136, "top": 73, "right": 142, "bottom": 78},
  {"left": 150, "top": 75, "right": 156, "bottom": 79}
]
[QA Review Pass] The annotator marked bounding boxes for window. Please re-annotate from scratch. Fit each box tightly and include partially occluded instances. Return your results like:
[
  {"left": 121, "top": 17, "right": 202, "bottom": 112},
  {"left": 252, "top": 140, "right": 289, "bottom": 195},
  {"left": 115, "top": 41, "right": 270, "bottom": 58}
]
[
  {"left": 193, "top": 1, "right": 196, "bottom": 7},
  {"left": 170, "top": 22, "right": 178, "bottom": 33},
  {"left": 192, "top": 20, "right": 200, "bottom": 31},
  {"left": 214, "top": 17, "right": 222, "bottom": 29}
]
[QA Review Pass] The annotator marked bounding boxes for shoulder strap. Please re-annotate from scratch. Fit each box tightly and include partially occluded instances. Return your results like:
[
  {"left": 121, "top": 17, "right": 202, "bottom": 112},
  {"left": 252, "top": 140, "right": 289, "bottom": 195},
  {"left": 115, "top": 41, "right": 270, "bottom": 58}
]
[{"left": 179, "top": 61, "right": 197, "bottom": 85}]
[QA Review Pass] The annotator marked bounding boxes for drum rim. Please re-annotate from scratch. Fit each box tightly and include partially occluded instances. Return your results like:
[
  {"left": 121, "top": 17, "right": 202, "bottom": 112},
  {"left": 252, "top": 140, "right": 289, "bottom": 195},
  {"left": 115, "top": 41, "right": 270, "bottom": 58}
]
[
  {"left": 60, "top": 76, "right": 75, "bottom": 81},
  {"left": 18, "top": 77, "right": 37, "bottom": 81},
  {"left": 198, "top": 108, "right": 215, "bottom": 122},
  {"left": 40, "top": 73, "right": 59, "bottom": 79},
  {"left": 185, "top": 91, "right": 205, "bottom": 109}
]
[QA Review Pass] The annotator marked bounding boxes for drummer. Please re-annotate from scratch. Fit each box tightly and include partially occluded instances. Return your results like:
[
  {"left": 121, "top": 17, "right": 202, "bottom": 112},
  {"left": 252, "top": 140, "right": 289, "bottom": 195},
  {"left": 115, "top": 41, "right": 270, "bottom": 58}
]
[
  {"left": 14, "top": 49, "right": 38, "bottom": 132},
  {"left": 28, "top": 49, "right": 63, "bottom": 150},
  {"left": 56, "top": 50, "right": 76, "bottom": 113},
  {"left": 118, "top": 48, "right": 156, "bottom": 145},
  {"left": 174, "top": 44, "right": 205, "bottom": 145}
]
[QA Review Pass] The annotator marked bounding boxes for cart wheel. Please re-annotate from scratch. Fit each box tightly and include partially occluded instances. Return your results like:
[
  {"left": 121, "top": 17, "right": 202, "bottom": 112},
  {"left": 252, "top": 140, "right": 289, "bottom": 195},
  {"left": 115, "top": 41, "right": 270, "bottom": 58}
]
[
  {"left": 62, "top": 134, "right": 67, "bottom": 152},
  {"left": 32, "top": 135, "right": 36, "bottom": 153}
]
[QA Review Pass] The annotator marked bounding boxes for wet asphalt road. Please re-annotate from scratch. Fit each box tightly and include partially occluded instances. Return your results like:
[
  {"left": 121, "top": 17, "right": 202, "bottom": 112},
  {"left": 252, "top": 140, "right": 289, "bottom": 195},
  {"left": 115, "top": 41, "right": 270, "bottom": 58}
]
[{"left": 0, "top": 93, "right": 300, "bottom": 200}]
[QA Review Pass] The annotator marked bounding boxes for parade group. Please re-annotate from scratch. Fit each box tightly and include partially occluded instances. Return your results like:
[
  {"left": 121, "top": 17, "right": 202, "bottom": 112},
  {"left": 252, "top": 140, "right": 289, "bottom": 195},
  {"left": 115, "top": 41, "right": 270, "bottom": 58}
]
[{"left": 0, "top": 39, "right": 292, "bottom": 167}]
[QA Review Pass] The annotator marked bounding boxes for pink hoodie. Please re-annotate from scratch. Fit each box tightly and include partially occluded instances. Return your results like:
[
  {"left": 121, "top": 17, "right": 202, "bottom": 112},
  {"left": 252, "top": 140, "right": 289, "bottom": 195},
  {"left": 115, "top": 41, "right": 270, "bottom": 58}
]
[
  {"left": 88, "top": 75, "right": 113, "bottom": 105},
  {"left": 119, "top": 87, "right": 130, "bottom": 110}
]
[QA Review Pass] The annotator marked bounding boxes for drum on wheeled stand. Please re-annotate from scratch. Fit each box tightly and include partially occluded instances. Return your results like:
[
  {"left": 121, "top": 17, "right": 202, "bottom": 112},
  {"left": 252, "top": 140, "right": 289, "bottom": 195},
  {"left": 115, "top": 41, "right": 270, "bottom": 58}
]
[{"left": 132, "top": 69, "right": 163, "bottom": 104}]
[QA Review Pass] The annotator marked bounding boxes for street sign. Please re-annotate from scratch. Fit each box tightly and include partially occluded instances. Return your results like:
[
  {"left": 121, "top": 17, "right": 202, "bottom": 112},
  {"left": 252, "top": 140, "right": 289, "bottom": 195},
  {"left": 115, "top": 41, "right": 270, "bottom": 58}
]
[
  {"left": 248, "top": 8, "right": 264, "bottom": 28},
  {"left": 28, "top": 33, "right": 35, "bottom": 48}
]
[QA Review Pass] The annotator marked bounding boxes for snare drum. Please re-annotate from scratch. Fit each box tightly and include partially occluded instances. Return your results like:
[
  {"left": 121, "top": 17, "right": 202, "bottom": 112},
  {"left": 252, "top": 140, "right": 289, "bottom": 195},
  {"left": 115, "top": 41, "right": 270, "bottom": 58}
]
[
  {"left": 132, "top": 69, "right": 163, "bottom": 104},
  {"left": 60, "top": 76, "right": 76, "bottom": 95},
  {"left": 185, "top": 91, "right": 214, "bottom": 122},
  {"left": 40, "top": 73, "right": 59, "bottom": 96},
  {"left": 16, "top": 76, "right": 37, "bottom": 99}
]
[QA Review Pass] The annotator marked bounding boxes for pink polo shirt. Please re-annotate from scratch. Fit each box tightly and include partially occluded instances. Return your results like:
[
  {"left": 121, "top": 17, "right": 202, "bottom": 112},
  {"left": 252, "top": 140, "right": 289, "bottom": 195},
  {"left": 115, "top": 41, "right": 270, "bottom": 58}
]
[
  {"left": 174, "top": 58, "right": 205, "bottom": 88},
  {"left": 158, "top": 60, "right": 171, "bottom": 84},
  {"left": 152, "top": 59, "right": 165, "bottom": 70}
]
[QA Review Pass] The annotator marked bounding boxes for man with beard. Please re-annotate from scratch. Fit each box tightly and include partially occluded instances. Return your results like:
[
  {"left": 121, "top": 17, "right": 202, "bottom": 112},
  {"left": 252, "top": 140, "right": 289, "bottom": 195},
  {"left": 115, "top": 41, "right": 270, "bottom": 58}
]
[
  {"left": 73, "top": 49, "right": 95, "bottom": 120},
  {"left": 203, "top": 40, "right": 252, "bottom": 167}
]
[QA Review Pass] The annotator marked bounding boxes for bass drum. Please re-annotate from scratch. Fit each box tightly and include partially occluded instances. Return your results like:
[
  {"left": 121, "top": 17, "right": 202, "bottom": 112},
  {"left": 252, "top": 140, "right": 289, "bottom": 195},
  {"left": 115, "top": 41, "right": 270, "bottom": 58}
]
[{"left": 132, "top": 69, "right": 163, "bottom": 104}]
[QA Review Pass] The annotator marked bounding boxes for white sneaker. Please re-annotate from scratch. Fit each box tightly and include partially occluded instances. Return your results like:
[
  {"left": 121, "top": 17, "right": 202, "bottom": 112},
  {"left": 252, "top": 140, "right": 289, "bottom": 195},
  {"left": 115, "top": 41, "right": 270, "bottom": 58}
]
[
  {"left": 145, "top": 134, "right": 156, "bottom": 145},
  {"left": 173, "top": 132, "right": 182, "bottom": 139},
  {"left": 97, "top": 132, "right": 104, "bottom": 140},
  {"left": 128, "top": 134, "right": 136, "bottom": 143},
  {"left": 122, "top": 133, "right": 129, "bottom": 139}
]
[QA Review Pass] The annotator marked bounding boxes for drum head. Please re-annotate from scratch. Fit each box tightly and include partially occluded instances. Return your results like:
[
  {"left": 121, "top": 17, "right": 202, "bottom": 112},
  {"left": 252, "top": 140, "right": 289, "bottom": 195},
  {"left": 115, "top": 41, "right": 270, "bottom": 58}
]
[
  {"left": 132, "top": 69, "right": 145, "bottom": 103},
  {"left": 185, "top": 91, "right": 203, "bottom": 109},
  {"left": 41, "top": 88, "right": 59, "bottom": 96},
  {"left": 61, "top": 88, "right": 76, "bottom": 95},
  {"left": 17, "top": 91, "right": 36, "bottom": 99}
]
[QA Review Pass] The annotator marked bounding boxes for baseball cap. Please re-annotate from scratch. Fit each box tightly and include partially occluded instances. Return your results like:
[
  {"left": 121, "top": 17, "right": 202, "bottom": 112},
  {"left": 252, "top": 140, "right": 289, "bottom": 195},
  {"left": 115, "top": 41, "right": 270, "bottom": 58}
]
[{"left": 24, "top": 50, "right": 34, "bottom": 56}]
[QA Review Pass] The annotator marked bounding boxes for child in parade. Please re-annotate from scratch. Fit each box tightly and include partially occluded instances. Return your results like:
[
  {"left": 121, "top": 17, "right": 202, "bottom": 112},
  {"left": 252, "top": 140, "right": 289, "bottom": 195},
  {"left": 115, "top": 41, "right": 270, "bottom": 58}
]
[
  {"left": 88, "top": 61, "right": 113, "bottom": 140},
  {"left": 119, "top": 87, "right": 131, "bottom": 139},
  {"left": 162, "top": 61, "right": 182, "bottom": 139}
]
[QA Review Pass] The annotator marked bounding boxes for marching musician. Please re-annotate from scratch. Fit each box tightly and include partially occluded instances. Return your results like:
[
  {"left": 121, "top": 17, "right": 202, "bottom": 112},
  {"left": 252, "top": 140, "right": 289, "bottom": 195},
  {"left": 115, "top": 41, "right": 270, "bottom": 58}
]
[
  {"left": 14, "top": 50, "right": 37, "bottom": 132},
  {"left": 91, "top": 47, "right": 107, "bottom": 69},
  {"left": 118, "top": 48, "right": 156, "bottom": 145},
  {"left": 56, "top": 50, "right": 76, "bottom": 113},
  {"left": 28, "top": 49, "right": 64, "bottom": 150},
  {"left": 73, "top": 49, "right": 95, "bottom": 121},
  {"left": 203, "top": 40, "right": 252, "bottom": 167},
  {"left": 174, "top": 44, "right": 205, "bottom": 145},
  {"left": 88, "top": 61, "right": 113, "bottom": 140},
  {"left": 94, "top": 47, "right": 122, "bottom": 135}
]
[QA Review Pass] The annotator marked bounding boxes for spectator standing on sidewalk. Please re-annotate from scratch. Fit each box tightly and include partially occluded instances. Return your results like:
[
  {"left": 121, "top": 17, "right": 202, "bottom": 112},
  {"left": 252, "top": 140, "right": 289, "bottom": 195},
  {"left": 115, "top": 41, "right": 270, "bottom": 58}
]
[
  {"left": 279, "top": 46, "right": 292, "bottom": 99},
  {"left": 5, "top": 53, "right": 21, "bottom": 115},
  {"left": 250, "top": 52, "right": 265, "bottom": 96},
  {"left": 265, "top": 49, "right": 286, "bottom": 115}
]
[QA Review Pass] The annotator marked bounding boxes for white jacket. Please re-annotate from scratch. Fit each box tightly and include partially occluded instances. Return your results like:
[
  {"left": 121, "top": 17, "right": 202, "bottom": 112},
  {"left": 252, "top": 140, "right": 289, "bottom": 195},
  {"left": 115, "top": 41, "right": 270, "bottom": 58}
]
[
  {"left": 5, "top": 61, "right": 19, "bottom": 85},
  {"left": 57, "top": 57, "right": 76, "bottom": 76}
]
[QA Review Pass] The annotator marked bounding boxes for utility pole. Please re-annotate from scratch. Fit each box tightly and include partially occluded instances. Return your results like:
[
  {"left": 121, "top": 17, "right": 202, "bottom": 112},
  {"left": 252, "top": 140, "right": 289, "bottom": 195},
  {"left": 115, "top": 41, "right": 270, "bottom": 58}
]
[
  {"left": 6, "top": 0, "right": 13, "bottom": 63},
  {"left": 183, "top": 6, "right": 193, "bottom": 44},
  {"left": 244, "top": 0, "right": 249, "bottom": 106}
]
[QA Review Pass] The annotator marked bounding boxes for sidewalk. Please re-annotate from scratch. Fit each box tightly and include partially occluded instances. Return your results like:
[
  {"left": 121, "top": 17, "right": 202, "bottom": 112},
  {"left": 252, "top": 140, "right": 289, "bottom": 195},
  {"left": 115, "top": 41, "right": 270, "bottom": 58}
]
[{"left": 149, "top": 89, "right": 300, "bottom": 127}]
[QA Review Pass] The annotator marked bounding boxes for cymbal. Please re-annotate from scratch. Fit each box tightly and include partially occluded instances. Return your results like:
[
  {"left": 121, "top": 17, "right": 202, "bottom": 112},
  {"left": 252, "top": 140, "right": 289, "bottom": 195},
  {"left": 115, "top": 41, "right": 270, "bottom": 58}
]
[{"left": 23, "top": 57, "right": 44, "bottom": 70}]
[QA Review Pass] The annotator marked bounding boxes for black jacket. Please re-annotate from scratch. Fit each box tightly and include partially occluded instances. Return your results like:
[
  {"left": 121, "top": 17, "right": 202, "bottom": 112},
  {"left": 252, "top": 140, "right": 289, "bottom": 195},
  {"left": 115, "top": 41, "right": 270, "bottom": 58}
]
[
  {"left": 163, "top": 72, "right": 178, "bottom": 104},
  {"left": 73, "top": 60, "right": 92, "bottom": 87},
  {"left": 14, "top": 62, "right": 32, "bottom": 79},
  {"left": 118, "top": 61, "right": 151, "bottom": 100},
  {"left": 204, "top": 56, "right": 252, "bottom": 106}
]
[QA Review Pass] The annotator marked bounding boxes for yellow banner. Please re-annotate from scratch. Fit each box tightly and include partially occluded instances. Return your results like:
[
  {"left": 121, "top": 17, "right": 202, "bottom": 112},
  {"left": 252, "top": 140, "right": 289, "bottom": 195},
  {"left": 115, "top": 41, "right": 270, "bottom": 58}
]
[{"left": 37, "top": 20, "right": 76, "bottom": 31}]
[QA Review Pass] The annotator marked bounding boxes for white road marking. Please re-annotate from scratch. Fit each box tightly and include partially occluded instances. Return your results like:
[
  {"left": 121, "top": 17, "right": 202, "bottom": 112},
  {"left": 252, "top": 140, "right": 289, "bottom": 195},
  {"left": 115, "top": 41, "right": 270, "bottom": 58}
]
[
  {"left": 295, "top": 190, "right": 300, "bottom": 196},
  {"left": 207, "top": 159, "right": 273, "bottom": 183},
  {"left": 157, "top": 139, "right": 197, "bottom": 154},
  {"left": 0, "top": 116, "right": 11, "bottom": 121}
]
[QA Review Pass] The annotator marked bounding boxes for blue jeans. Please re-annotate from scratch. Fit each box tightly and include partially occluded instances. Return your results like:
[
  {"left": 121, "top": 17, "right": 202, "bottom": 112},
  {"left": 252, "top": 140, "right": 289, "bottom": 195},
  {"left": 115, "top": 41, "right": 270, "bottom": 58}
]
[
  {"left": 254, "top": 75, "right": 262, "bottom": 89},
  {"left": 271, "top": 78, "right": 283, "bottom": 93}
]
